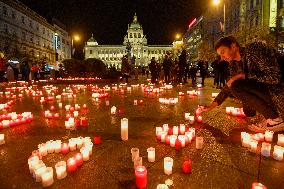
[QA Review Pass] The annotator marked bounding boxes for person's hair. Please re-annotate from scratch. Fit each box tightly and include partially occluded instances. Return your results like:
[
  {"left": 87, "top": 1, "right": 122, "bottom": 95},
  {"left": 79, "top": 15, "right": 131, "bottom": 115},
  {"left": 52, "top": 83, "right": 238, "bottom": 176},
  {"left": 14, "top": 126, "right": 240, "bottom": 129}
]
[{"left": 215, "top": 36, "right": 240, "bottom": 51}]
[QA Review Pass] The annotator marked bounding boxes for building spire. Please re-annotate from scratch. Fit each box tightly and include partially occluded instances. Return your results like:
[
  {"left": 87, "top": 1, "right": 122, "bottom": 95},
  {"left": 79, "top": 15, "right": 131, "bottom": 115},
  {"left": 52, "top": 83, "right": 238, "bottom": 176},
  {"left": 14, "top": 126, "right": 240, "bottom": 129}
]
[{"left": 133, "top": 12, "right": 137, "bottom": 23}]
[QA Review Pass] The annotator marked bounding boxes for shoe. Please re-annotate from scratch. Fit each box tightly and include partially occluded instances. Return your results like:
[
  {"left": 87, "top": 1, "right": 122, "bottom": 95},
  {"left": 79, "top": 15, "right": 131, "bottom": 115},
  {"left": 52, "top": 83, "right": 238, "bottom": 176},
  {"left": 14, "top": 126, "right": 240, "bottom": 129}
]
[
  {"left": 247, "top": 119, "right": 268, "bottom": 133},
  {"left": 267, "top": 121, "right": 284, "bottom": 132}
]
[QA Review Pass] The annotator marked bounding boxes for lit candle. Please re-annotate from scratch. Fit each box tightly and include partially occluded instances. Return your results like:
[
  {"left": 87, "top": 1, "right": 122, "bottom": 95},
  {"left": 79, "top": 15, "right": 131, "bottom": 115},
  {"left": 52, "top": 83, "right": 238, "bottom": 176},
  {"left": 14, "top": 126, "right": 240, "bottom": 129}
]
[
  {"left": 131, "top": 148, "right": 139, "bottom": 162},
  {"left": 184, "top": 113, "right": 191, "bottom": 121},
  {"left": 277, "top": 134, "right": 284, "bottom": 146},
  {"left": 189, "top": 116, "right": 195, "bottom": 124},
  {"left": 164, "top": 157, "right": 173, "bottom": 175},
  {"left": 241, "top": 132, "right": 251, "bottom": 148},
  {"left": 93, "top": 136, "right": 101, "bottom": 144},
  {"left": 61, "top": 143, "right": 69, "bottom": 154},
  {"left": 73, "top": 111, "right": 79, "bottom": 117},
  {"left": 121, "top": 118, "right": 128, "bottom": 141},
  {"left": 261, "top": 142, "right": 271, "bottom": 157},
  {"left": 178, "top": 135, "right": 186, "bottom": 147},
  {"left": 264, "top": 130, "right": 274, "bottom": 142},
  {"left": 38, "top": 143, "right": 48, "bottom": 156},
  {"left": 179, "top": 124, "right": 185, "bottom": 135},
  {"left": 196, "top": 137, "right": 204, "bottom": 149},
  {"left": 133, "top": 156, "right": 142, "bottom": 169},
  {"left": 34, "top": 165, "right": 46, "bottom": 182},
  {"left": 169, "top": 135, "right": 177, "bottom": 147},
  {"left": 69, "top": 138, "right": 77, "bottom": 151},
  {"left": 156, "top": 184, "right": 169, "bottom": 189},
  {"left": 55, "top": 161, "right": 67, "bottom": 179},
  {"left": 111, "top": 106, "right": 116, "bottom": 114},
  {"left": 135, "top": 166, "right": 147, "bottom": 189},
  {"left": 147, "top": 147, "right": 155, "bottom": 162},
  {"left": 106, "top": 100, "right": 110, "bottom": 106},
  {"left": 249, "top": 140, "right": 258, "bottom": 153},
  {"left": 273, "top": 145, "right": 284, "bottom": 161},
  {"left": 252, "top": 182, "right": 267, "bottom": 189},
  {"left": 173, "top": 126, "right": 179, "bottom": 135},
  {"left": 58, "top": 103, "right": 62, "bottom": 109},
  {"left": 197, "top": 116, "right": 202, "bottom": 123},
  {"left": 80, "top": 147, "right": 90, "bottom": 161},
  {"left": 28, "top": 156, "right": 39, "bottom": 173},
  {"left": 0, "top": 134, "right": 5, "bottom": 145},
  {"left": 226, "top": 107, "right": 232, "bottom": 114},
  {"left": 67, "top": 157, "right": 77, "bottom": 172},
  {"left": 41, "top": 167, "right": 54, "bottom": 187},
  {"left": 75, "top": 153, "right": 84, "bottom": 167},
  {"left": 182, "top": 159, "right": 192, "bottom": 174},
  {"left": 134, "top": 100, "right": 138, "bottom": 105}
]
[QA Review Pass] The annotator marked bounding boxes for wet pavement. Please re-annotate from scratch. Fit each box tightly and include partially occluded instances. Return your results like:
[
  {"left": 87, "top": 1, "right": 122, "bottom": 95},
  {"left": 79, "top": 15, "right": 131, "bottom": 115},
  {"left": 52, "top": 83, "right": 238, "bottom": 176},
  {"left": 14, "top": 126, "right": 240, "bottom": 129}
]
[{"left": 0, "top": 77, "right": 283, "bottom": 189}]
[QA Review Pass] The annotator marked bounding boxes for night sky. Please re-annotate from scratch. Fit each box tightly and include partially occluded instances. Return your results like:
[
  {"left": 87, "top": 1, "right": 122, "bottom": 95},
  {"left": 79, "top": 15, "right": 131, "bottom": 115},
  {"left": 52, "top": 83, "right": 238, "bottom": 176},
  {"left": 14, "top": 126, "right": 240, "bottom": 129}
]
[{"left": 17, "top": 0, "right": 208, "bottom": 45}]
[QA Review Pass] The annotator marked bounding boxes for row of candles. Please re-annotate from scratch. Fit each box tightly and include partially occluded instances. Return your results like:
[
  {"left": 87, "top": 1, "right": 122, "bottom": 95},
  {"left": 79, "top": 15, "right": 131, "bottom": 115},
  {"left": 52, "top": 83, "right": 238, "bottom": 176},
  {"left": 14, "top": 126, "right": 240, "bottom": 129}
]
[
  {"left": 0, "top": 112, "right": 33, "bottom": 128},
  {"left": 158, "top": 98, "right": 178, "bottom": 105},
  {"left": 0, "top": 100, "right": 14, "bottom": 110},
  {"left": 156, "top": 124, "right": 204, "bottom": 150},
  {"left": 29, "top": 137, "right": 93, "bottom": 187},
  {"left": 184, "top": 113, "right": 202, "bottom": 123},
  {"left": 226, "top": 107, "right": 246, "bottom": 117},
  {"left": 241, "top": 132, "right": 284, "bottom": 160}
]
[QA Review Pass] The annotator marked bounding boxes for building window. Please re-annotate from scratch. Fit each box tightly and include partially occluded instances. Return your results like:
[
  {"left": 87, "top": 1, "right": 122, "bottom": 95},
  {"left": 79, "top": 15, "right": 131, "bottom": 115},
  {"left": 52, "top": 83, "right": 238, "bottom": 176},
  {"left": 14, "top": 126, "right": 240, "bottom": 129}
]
[
  {"left": 90, "top": 50, "right": 93, "bottom": 54},
  {"left": 3, "top": 6, "right": 7, "bottom": 16},
  {"left": 12, "top": 11, "right": 16, "bottom": 19},
  {"left": 134, "top": 33, "right": 137, "bottom": 38},
  {"left": 138, "top": 33, "right": 141, "bottom": 38},
  {"left": 130, "top": 33, "right": 133, "bottom": 38}
]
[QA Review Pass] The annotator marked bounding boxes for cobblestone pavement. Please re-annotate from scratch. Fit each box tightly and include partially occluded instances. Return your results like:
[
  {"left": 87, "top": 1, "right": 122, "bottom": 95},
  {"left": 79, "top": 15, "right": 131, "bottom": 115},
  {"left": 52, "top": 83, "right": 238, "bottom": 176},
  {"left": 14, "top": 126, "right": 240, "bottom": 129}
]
[{"left": 0, "top": 77, "right": 283, "bottom": 189}]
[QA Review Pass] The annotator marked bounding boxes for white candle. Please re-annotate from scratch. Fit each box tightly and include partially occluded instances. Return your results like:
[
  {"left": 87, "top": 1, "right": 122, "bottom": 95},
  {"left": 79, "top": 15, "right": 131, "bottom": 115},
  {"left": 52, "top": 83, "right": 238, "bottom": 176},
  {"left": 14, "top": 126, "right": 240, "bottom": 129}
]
[
  {"left": 157, "top": 184, "right": 169, "bottom": 189},
  {"left": 28, "top": 156, "right": 40, "bottom": 173},
  {"left": 277, "top": 134, "right": 284, "bottom": 146},
  {"left": 38, "top": 143, "right": 48, "bottom": 156},
  {"left": 189, "top": 116, "right": 195, "bottom": 124},
  {"left": 133, "top": 156, "right": 142, "bottom": 168},
  {"left": 41, "top": 167, "right": 54, "bottom": 187},
  {"left": 164, "top": 157, "right": 173, "bottom": 175},
  {"left": 73, "top": 111, "right": 79, "bottom": 117},
  {"left": 156, "top": 127, "right": 163, "bottom": 136},
  {"left": 185, "top": 131, "right": 193, "bottom": 142},
  {"left": 106, "top": 100, "right": 110, "bottom": 106},
  {"left": 184, "top": 113, "right": 190, "bottom": 121},
  {"left": 173, "top": 126, "right": 179, "bottom": 135},
  {"left": 264, "top": 130, "right": 274, "bottom": 142},
  {"left": 76, "top": 137, "right": 83, "bottom": 149},
  {"left": 55, "top": 161, "right": 67, "bottom": 179},
  {"left": 58, "top": 103, "right": 62, "bottom": 109},
  {"left": 179, "top": 124, "right": 185, "bottom": 135},
  {"left": 261, "top": 142, "right": 271, "bottom": 157},
  {"left": 249, "top": 140, "right": 258, "bottom": 153},
  {"left": 162, "top": 124, "right": 169, "bottom": 132},
  {"left": 111, "top": 106, "right": 116, "bottom": 114},
  {"left": 241, "top": 132, "right": 251, "bottom": 148},
  {"left": 134, "top": 100, "right": 138, "bottom": 105},
  {"left": 54, "top": 140, "right": 61, "bottom": 153},
  {"left": 273, "top": 145, "right": 284, "bottom": 161},
  {"left": 121, "top": 118, "right": 128, "bottom": 141},
  {"left": 196, "top": 137, "right": 204, "bottom": 149},
  {"left": 131, "top": 148, "right": 139, "bottom": 162},
  {"left": 46, "top": 141, "right": 55, "bottom": 154},
  {"left": 147, "top": 147, "right": 155, "bottom": 162},
  {"left": 80, "top": 147, "right": 90, "bottom": 161},
  {"left": 68, "top": 138, "right": 77, "bottom": 151},
  {"left": 226, "top": 107, "right": 232, "bottom": 114},
  {"left": 34, "top": 165, "right": 46, "bottom": 182},
  {"left": 169, "top": 135, "right": 177, "bottom": 147},
  {"left": 0, "top": 134, "right": 5, "bottom": 145},
  {"left": 178, "top": 135, "right": 186, "bottom": 147}
]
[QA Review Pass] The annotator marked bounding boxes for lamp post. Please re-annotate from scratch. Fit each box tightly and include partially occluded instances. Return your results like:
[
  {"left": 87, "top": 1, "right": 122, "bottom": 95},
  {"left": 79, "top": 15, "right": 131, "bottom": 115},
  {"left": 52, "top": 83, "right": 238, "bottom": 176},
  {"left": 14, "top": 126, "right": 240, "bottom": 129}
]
[
  {"left": 71, "top": 35, "right": 80, "bottom": 58},
  {"left": 213, "top": 0, "right": 226, "bottom": 35}
]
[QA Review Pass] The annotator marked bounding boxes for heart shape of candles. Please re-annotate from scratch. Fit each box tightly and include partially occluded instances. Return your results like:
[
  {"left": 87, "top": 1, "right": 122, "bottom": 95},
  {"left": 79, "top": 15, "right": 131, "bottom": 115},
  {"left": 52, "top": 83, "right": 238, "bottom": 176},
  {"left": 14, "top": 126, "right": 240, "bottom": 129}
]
[
  {"left": 156, "top": 124, "right": 196, "bottom": 149},
  {"left": 28, "top": 136, "right": 93, "bottom": 187}
]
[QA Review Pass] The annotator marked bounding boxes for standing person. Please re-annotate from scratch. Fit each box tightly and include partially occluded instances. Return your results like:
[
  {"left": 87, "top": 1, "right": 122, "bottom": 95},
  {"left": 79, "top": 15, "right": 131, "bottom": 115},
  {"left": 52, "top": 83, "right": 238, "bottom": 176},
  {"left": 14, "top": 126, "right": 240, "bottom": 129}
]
[
  {"left": 120, "top": 55, "right": 130, "bottom": 83},
  {"left": 178, "top": 49, "right": 187, "bottom": 83},
  {"left": 163, "top": 53, "right": 172, "bottom": 83},
  {"left": 6, "top": 63, "right": 14, "bottom": 82},
  {"left": 0, "top": 56, "right": 6, "bottom": 82},
  {"left": 21, "top": 60, "right": 30, "bottom": 81},
  {"left": 211, "top": 57, "right": 220, "bottom": 87},
  {"left": 189, "top": 64, "right": 198, "bottom": 86},
  {"left": 149, "top": 57, "right": 158, "bottom": 84},
  {"left": 201, "top": 36, "right": 284, "bottom": 132},
  {"left": 198, "top": 61, "right": 207, "bottom": 86}
]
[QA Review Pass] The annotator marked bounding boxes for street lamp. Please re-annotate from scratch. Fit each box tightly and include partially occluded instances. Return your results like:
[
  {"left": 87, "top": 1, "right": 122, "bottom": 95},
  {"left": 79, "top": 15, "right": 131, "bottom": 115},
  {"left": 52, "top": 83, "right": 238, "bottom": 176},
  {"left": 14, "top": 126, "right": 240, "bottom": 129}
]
[
  {"left": 175, "top": 33, "right": 181, "bottom": 40},
  {"left": 71, "top": 35, "right": 80, "bottom": 57},
  {"left": 213, "top": 0, "right": 226, "bottom": 34}
]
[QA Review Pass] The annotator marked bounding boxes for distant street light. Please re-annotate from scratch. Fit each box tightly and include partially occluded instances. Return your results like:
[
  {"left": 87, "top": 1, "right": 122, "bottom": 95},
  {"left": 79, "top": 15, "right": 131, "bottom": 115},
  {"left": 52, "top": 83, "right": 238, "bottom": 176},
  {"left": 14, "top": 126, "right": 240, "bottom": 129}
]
[
  {"left": 175, "top": 33, "right": 181, "bottom": 40},
  {"left": 212, "top": 0, "right": 226, "bottom": 34},
  {"left": 71, "top": 35, "right": 80, "bottom": 57}
]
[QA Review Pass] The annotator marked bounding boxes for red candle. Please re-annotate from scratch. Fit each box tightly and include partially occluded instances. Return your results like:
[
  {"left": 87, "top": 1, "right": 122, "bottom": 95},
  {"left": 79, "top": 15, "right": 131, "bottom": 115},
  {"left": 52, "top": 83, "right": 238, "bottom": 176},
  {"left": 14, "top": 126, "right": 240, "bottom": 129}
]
[
  {"left": 197, "top": 116, "right": 202, "bottom": 123},
  {"left": 195, "top": 108, "right": 202, "bottom": 116},
  {"left": 69, "top": 107, "right": 74, "bottom": 112},
  {"left": 83, "top": 104, "right": 87, "bottom": 109},
  {"left": 75, "top": 153, "right": 83, "bottom": 167},
  {"left": 81, "top": 118, "right": 88, "bottom": 127},
  {"left": 93, "top": 136, "right": 101, "bottom": 144},
  {"left": 50, "top": 106, "right": 55, "bottom": 111},
  {"left": 185, "top": 136, "right": 190, "bottom": 145},
  {"left": 175, "top": 139, "right": 182, "bottom": 150},
  {"left": 54, "top": 113, "right": 60, "bottom": 118},
  {"left": 135, "top": 166, "right": 147, "bottom": 189},
  {"left": 167, "top": 128, "right": 173, "bottom": 135},
  {"left": 252, "top": 182, "right": 267, "bottom": 189},
  {"left": 182, "top": 160, "right": 192, "bottom": 174},
  {"left": 156, "top": 132, "right": 162, "bottom": 141},
  {"left": 165, "top": 135, "right": 170, "bottom": 145},
  {"left": 61, "top": 143, "right": 69, "bottom": 154},
  {"left": 75, "top": 120, "right": 81, "bottom": 127},
  {"left": 67, "top": 157, "right": 77, "bottom": 172}
]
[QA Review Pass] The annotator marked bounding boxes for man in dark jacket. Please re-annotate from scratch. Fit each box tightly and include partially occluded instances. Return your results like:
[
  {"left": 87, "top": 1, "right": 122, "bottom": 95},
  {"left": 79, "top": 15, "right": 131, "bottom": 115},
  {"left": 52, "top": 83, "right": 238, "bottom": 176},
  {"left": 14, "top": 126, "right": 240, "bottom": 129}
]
[{"left": 201, "top": 36, "right": 284, "bottom": 132}]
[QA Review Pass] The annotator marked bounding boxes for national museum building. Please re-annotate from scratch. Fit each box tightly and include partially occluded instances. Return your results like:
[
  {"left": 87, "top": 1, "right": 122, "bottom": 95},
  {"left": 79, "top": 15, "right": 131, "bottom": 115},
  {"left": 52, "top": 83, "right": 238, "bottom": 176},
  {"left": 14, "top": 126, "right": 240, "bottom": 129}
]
[{"left": 84, "top": 14, "right": 172, "bottom": 69}]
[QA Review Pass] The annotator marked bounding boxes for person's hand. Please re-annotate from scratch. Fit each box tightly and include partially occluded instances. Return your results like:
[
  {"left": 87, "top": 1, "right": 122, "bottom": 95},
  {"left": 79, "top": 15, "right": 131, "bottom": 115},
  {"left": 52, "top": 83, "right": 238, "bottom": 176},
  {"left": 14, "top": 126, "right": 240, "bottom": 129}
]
[{"left": 227, "top": 73, "right": 245, "bottom": 88}]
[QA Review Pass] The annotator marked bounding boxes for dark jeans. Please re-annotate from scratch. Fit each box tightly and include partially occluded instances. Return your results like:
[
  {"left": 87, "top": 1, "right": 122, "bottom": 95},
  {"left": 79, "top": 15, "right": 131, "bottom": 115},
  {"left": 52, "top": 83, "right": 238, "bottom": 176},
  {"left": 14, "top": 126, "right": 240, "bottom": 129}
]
[{"left": 230, "top": 79, "right": 279, "bottom": 119}]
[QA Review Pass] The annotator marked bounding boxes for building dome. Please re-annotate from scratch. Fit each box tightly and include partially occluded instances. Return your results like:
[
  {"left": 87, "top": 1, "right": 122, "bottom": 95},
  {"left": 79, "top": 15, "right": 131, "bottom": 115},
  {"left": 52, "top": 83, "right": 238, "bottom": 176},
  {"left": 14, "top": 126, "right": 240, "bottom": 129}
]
[
  {"left": 129, "top": 13, "right": 142, "bottom": 30},
  {"left": 87, "top": 34, "right": 98, "bottom": 46}
]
